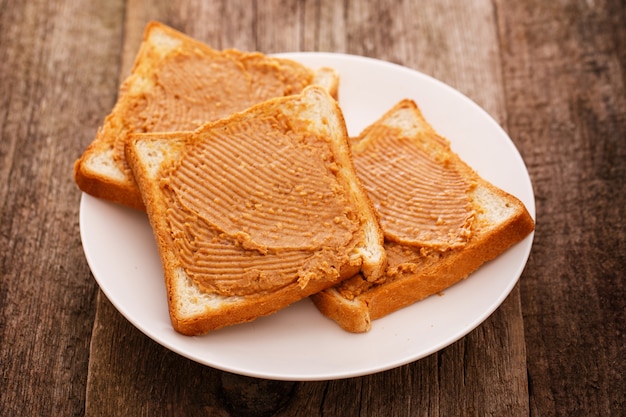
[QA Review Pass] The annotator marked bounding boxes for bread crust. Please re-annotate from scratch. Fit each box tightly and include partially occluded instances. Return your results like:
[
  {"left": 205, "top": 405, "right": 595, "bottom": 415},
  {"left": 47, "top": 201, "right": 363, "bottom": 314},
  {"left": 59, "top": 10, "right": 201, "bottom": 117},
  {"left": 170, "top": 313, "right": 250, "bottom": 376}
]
[
  {"left": 368, "top": 183, "right": 533, "bottom": 320},
  {"left": 73, "top": 157, "right": 145, "bottom": 210},
  {"left": 170, "top": 261, "right": 361, "bottom": 335}
]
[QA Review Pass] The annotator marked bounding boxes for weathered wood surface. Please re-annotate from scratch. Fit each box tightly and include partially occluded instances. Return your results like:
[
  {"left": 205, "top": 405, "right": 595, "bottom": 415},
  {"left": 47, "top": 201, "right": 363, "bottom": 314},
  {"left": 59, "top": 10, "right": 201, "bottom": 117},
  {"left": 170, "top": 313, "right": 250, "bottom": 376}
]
[
  {"left": 495, "top": 1, "right": 626, "bottom": 415},
  {"left": 0, "top": 0, "right": 623, "bottom": 416}
]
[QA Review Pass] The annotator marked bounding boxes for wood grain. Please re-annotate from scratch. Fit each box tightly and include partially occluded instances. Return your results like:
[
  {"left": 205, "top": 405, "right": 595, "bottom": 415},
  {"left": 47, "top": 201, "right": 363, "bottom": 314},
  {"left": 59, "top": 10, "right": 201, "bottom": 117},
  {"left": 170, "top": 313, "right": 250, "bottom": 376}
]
[
  {"left": 1, "top": 0, "right": 624, "bottom": 416},
  {"left": 0, "top": 0, "right": 124, "bottom": 415},
  {"left": 495, "top": 0, "right": 626, "bottom": 415}
]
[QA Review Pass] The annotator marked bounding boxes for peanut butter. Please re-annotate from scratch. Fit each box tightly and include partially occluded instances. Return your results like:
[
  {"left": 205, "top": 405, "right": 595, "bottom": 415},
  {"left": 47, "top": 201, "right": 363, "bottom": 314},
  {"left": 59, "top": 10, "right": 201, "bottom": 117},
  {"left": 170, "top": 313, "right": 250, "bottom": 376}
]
[
  {"left": 334, "top": 124, "right": 476, "bottom": 301},
  {"left": 160, "top": 112, "right": 362, "bottom": 297},
  {"left": 114, "top": 47, "right": 314, "bottom": 175},
  {"left": 351, "top": 124, "right": 475, "bottom": 251}
]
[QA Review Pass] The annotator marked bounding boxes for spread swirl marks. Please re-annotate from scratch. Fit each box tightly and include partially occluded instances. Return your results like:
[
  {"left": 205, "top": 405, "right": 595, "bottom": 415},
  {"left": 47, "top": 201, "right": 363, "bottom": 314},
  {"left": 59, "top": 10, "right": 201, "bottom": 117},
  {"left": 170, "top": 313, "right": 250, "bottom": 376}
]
[
  {"left": 162, "top": 113, "right": 358, "bottom": 295},
  {"left": 353, "top": 125, "right": 474, "bottom": 250},
  {"left": 114, "top": 51, "right": 312, "bottom": 177},
  {"left": 166, "top": 203, "right": 318, "bottom": 296},
  {"left": 168, "top": 115, "right": 356, "bottom": 250}
]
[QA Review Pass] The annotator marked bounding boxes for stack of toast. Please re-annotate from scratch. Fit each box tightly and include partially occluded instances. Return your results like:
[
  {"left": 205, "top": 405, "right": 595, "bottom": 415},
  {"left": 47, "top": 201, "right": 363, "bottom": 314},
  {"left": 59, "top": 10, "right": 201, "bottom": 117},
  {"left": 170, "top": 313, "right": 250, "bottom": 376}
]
[{"left": 75, "top": 22, "right": 534, "bottom": 335}]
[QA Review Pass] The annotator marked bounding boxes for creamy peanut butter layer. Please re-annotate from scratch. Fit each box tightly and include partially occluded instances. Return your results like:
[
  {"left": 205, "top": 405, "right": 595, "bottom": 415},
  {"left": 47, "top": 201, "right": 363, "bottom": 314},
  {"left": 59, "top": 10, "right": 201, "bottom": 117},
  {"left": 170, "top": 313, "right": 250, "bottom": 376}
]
[
  {"left": 334, "top": 123, "right": 477, "bottom": 301},
  {"left": 351, "top": 124, "right": 475, "bottom": 251},
  {"left": 160, "top": 112, "right": 362, "bottom": 297},
  {"left": 113, "top": 47, "right": 314, "bottom": 177}
]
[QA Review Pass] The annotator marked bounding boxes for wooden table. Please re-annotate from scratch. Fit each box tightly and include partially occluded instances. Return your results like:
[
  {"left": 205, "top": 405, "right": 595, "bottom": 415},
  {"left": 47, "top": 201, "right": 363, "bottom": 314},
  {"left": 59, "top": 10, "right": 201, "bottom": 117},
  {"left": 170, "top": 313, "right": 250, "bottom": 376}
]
[{"left": 1, "top": 1, "right": 624, "bottom": 415}]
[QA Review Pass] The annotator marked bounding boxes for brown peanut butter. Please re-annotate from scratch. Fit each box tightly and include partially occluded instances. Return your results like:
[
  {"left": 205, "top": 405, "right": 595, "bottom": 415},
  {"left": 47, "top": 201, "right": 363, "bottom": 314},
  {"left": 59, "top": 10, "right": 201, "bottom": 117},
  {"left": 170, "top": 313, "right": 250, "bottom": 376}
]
[
  {"left": 351, "top": 124, "right": 475, "bottom": 251},
  {"left": 114, "top": 47, "right": 314, "bottom": 176},
  {"left": 160, "top": 112, "right": 362, "bottom": 297},
  {"left": 334, "top": 124, "right": 476, "bottom": 301}
]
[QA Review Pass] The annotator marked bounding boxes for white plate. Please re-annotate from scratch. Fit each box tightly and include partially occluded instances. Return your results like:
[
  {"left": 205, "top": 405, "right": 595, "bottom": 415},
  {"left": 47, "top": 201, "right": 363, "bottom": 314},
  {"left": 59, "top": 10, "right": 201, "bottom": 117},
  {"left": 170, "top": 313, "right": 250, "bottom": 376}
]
[{"left": 80, "top": 53, "right": 535, "bottom": 381}]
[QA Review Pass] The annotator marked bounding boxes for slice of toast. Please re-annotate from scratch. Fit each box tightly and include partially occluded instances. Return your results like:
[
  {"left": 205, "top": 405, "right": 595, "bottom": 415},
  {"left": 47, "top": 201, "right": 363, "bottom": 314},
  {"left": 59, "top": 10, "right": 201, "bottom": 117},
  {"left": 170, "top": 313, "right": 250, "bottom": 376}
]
[
  {"left": 311, "top": 99, "right": 535, "bottom": 332},
  {"left": 74, "top": 21, "right": 339, "bottom": 210},
  {"left": 125, "top": 86, "right": 386, "bottom": 335}
]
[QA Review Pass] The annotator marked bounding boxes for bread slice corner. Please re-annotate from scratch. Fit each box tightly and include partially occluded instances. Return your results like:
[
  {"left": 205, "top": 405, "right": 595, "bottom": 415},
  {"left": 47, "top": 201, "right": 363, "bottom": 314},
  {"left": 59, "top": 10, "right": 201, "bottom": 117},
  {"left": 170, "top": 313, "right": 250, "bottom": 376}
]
[{"left": 311, "top": 99, "right": 535, "bottom": 332}]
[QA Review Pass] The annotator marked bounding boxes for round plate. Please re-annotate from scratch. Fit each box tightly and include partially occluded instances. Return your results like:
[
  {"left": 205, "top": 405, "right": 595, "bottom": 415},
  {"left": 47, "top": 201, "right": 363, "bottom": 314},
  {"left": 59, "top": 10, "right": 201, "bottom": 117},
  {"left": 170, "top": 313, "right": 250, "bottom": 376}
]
[{"left": 80, "top": 52, "right": 535, "bottom": 381}]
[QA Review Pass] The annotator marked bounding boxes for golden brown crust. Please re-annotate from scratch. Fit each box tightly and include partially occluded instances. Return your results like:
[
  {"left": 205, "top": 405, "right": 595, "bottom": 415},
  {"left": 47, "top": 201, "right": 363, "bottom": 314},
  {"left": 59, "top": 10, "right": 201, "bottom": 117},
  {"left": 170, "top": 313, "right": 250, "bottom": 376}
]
[
  {"left": 311, "top": 288, "right": 371, "bottom": 333},
  {"left": 171, "top": 261, "right": 362, "bottom": 335},
  {"left": 73, "top": 157, "right": 145, "bottom": 210},
  {"left": 366, "top": 183, "right": 534, "bottom": 321}
]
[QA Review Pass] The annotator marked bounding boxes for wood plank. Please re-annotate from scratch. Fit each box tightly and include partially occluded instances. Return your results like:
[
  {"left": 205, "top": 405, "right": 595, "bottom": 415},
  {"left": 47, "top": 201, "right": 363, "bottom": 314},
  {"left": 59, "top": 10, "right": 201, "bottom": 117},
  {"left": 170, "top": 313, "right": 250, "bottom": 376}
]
[
  {"left": 86, "top": 293, "right": 228, "bottom": 416},
  {"left": 494, "top": 0, "right": 626, "bottom": 415},
  {"left": 0, "top": 0, "right": 125, "bottom": 415},
  {"left": 1, "top": 0, "right": 622, "bottom": 415},
  {"left": 83, "top": 0, "right": 530, "bottom": 415}
]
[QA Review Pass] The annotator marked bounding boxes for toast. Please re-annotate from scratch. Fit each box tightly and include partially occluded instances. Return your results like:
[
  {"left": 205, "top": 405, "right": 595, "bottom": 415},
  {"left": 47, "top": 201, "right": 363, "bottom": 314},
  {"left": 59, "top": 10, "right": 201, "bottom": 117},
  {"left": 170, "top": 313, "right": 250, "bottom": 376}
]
[
  {"left": 74, "top": 21, "right": 339, "bottom": 210},
  {"left": 311, "top": 100, "right": 535, "bottom": 332},
  {"left": 125, "top": 86, "right": 386, "bottom": 335}
]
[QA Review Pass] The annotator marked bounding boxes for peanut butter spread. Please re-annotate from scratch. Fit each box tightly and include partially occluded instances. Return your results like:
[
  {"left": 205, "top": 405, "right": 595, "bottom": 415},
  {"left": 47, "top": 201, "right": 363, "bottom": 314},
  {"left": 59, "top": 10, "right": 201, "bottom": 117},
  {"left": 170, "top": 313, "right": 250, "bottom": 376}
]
[
  {"left": 114, "top": 47, "right": 314, "bottom": 175},
  {"left": 335, "top": 124, "right": 477, "bottom": 301},
  {"left": 336, "top": 241, "right": 445, "bottom": 299},
  {"left": 160, "top": 111, "right": 362, "bottom": 297},
  {"left": 351, "top": 124, "right": 476, "bottom": 251}
]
